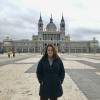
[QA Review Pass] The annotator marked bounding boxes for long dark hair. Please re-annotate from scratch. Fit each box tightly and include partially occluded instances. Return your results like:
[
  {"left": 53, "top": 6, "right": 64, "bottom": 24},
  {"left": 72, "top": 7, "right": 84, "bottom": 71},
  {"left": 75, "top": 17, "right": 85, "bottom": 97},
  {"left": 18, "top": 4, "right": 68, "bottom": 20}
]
[{"left": 43, "top": 44, "right": 58, "bottom": 59}]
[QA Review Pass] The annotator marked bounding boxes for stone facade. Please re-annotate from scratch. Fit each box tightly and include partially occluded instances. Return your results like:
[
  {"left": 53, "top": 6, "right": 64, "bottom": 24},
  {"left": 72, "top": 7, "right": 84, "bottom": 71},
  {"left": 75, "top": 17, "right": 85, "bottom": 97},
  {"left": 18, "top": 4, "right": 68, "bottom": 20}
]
[{"left": 1, "top": 15, "right": 100, "bottom": 53}]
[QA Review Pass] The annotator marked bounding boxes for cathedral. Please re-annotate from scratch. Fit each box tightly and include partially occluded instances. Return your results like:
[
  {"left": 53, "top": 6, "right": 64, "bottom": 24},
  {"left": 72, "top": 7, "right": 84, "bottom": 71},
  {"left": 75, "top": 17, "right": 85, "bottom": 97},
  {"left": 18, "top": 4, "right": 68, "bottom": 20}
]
[
  {"left": 36, "top": 14, "right": 66, "bottom": 52},
  {"left": 1, "top": 14, "right": 100, "bottom": 53}
]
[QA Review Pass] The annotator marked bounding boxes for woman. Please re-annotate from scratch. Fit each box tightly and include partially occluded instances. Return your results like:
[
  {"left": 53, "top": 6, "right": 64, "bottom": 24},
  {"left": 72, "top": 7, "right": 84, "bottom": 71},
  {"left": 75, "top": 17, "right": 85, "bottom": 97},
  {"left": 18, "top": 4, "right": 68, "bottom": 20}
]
[{"left": 36, "top": 44, "right": 65, "bottom": 100}]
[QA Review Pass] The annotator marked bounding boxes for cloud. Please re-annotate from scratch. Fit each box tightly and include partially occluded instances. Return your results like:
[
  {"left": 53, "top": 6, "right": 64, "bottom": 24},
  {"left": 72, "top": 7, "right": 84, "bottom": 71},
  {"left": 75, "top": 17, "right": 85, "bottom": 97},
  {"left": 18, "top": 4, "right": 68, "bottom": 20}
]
[
  {"left": 0, "top": 0, "right": 40, "bottom": 41},
  {"left": 68, "top": 27, "right": 100, "bottom": 43},
  {"left": 73, "top": 28, "right": 100, "bottom": 35},
  {"left": 0, "top": 0, "right": 100, "bottom": 44}
]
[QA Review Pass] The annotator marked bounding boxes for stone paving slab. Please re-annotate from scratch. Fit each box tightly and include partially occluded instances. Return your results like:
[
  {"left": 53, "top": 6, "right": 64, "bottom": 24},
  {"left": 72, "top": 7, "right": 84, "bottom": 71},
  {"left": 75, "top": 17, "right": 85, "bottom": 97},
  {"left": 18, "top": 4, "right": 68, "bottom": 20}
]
[
  {"left": 0, "top": 65, "right": 87, "bottom": 100},
  {"left": 0, "top": 54, "right": 100, "bottom": 100},
  {"left": 74, "top": 53, "right": 100, "bottom": 60},
  {"left": 60, "top": 54, "right": 100, "bottom": 63},
  {"left": 0, "top": 53, "right": 38, "bottom": 67}
]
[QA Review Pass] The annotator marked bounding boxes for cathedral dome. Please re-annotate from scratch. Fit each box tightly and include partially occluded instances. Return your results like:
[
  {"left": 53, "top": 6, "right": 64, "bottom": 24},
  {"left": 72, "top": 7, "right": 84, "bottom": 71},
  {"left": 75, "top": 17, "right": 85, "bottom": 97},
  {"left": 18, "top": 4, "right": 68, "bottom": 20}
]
[
  {"left": 46, "top": 23, "right": 57, "bottom": 31},
  {"left": 46, "top": 15, "right": 57, "bottom": 31}
]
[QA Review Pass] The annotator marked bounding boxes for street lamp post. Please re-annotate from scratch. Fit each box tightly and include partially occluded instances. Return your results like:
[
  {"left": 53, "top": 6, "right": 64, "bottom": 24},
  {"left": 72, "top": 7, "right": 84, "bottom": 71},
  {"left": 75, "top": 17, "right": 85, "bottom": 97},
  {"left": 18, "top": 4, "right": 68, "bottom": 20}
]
[
  {"left": 68, "top": 40, "right": 70, "bottom": 54},
  {"left": 93, "top": 41, "right": 96, "bottom": 55},
  {"left": 92, "top": 37, "right": 97, "bottom": 55}
]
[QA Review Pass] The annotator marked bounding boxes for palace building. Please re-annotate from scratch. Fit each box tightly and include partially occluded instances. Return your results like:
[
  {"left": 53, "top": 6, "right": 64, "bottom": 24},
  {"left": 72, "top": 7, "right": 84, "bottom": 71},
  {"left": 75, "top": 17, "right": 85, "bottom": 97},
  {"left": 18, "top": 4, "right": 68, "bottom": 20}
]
[{"left": 1, "top": 14, "right": 100, "bottom": 53}]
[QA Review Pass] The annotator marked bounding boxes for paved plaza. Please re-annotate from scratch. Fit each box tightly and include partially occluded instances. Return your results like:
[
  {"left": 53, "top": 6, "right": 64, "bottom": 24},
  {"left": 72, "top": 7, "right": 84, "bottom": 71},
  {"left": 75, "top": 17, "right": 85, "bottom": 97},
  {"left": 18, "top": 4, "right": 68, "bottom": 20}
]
[{"left": 0, "top": 53, "right": 100, "bottom": 100}]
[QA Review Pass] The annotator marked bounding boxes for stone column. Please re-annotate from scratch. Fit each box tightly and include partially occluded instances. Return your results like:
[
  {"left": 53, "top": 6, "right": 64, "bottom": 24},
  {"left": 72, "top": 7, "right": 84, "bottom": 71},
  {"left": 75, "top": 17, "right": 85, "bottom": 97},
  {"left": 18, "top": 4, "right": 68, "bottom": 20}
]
[
  {"left": 44, "top": 34, "right": 45, "bottom": 40},
  {"left": 28, "top": 48, "right": 30, "bottom": 53},
  {"left": 22, "top": 48, "right": 24, "bottom": 53},
  {"left": 47, "top": 34, "right": 48, "bottom": 40}
]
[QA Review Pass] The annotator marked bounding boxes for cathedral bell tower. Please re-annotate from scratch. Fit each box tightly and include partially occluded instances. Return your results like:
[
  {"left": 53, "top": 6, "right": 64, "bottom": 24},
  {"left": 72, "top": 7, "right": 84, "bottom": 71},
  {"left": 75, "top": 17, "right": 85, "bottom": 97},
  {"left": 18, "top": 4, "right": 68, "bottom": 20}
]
[
  {"left": 60, "top": 14, "right": 65, "bottom": 33},
  {"left": 38, "top": 13, "right": 43, "bottom": 33}
]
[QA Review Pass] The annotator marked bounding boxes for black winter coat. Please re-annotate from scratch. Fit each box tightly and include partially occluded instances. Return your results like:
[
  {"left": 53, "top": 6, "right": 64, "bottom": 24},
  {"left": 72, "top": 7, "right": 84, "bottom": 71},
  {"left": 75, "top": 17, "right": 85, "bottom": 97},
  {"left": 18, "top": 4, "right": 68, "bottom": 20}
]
[{"left": 36, "top": 56, "right": 65, "bottom": 98}]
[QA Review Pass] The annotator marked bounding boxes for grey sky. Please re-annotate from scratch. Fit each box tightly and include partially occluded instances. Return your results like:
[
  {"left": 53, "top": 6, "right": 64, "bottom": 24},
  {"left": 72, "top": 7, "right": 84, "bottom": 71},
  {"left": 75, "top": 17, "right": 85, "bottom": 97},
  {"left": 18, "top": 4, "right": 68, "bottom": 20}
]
[{"left": 0, "top": 0, "right": 100, "bottom": 43}]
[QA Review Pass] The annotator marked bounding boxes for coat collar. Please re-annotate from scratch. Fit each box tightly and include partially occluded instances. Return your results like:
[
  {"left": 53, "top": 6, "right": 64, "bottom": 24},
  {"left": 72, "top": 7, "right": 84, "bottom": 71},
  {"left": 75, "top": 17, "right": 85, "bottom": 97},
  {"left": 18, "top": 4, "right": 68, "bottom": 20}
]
[{"left": 44, "top": 55, "right": 58, "bottom": 61}]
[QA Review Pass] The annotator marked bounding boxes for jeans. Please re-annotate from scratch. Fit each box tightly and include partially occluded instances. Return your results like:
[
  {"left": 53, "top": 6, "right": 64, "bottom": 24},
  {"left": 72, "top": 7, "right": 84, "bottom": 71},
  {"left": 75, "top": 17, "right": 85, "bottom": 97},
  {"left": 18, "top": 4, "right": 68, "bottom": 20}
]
[{"left": 40, "top": 96, "right": 57, "bottom": 100}]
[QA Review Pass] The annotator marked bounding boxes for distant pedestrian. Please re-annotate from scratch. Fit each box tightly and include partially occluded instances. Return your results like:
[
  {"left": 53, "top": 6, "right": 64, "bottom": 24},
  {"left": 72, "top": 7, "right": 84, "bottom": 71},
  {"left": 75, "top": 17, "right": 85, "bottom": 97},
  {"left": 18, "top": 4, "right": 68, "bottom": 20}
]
[
  {"left": 8, "top": 52, "right": 10, "bottom": 58},
  {"left": 36, "top": 44, "right": 65, "bottom": 100},
  {"left": 12, "top": 51, "right": 15, "bottom": 58}
]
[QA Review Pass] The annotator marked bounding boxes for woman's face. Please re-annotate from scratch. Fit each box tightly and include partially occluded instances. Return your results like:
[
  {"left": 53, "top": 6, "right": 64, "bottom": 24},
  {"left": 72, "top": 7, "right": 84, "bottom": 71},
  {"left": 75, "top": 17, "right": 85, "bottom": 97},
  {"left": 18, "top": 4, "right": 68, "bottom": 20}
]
[{"left": 47, "top": 46, "right": 53, "bottom": 58}]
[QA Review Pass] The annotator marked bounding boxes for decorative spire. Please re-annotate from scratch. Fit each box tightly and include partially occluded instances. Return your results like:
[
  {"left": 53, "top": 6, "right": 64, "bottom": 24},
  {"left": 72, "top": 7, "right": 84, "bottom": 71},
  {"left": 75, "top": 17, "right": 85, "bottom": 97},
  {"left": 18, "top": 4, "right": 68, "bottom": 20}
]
[
  {"left": 39, "top": 13, "right": 42, "bottom": 22},
  {"left": 61, "top": 13, "right": 64, "bottom": 22},
  {"left": 50, "top": 14, "right": 53, "bottom": 23}
]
